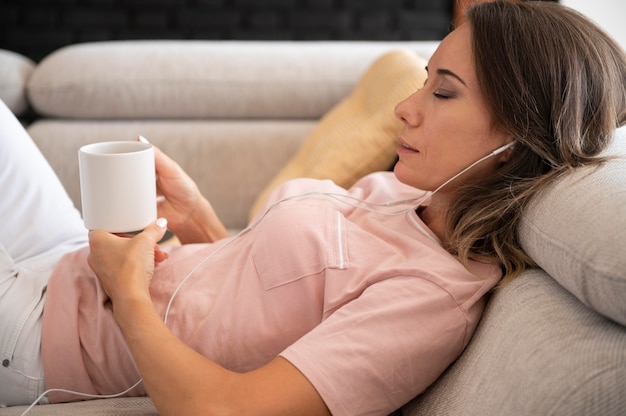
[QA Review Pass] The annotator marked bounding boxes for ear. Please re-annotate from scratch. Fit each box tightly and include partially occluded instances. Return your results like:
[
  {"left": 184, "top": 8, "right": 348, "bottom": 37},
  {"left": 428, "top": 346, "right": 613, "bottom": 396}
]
[{"left": 495, "top": 140, "right": 516, "bottom": 165}]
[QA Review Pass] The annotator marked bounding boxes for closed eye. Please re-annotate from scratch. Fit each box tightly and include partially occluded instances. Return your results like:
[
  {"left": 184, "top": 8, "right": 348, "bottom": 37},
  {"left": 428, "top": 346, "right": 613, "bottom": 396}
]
[{"left": 433, "top": 91, "right": 454, "bottom": 99}]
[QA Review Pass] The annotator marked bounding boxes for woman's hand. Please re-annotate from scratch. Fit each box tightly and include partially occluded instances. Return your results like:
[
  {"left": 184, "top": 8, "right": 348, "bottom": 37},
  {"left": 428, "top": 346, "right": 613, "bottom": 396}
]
[
  {"left": 139, "top": 136, "right": 229, "bottom": 244},
  {"left": 142, "top": 136, "right": 201, "bottom": 230},
  {"left": 87, "top": 218, "right": 169, "bottom": 306}
]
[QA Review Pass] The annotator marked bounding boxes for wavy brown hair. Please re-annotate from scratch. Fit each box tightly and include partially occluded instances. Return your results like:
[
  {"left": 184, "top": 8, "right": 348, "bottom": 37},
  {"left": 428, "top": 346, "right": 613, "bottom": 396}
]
[{"left": 445, "top": 1, "right": 626, "bottom": 281}]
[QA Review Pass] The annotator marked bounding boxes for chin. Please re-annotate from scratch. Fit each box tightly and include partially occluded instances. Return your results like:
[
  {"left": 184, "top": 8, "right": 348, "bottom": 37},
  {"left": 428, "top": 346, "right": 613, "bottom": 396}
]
[
  {"left": 393, "top": 164, "right": 419, "bottom": 189},
  {"left": 393, "top": 164, "right": 440, "bottom": 192}
]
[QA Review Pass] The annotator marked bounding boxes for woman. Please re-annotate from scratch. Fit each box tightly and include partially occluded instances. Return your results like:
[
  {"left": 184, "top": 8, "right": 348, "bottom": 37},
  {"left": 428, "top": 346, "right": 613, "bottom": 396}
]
[{"left": 1, "top": 1, "right": 625, "bottom": 414}]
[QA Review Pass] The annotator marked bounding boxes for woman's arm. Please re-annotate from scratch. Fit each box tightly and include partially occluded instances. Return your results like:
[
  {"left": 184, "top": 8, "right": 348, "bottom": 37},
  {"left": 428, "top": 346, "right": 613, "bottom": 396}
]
[
  {"left": 88, "top": 220, "right": 330, "bottom": 416},
  {"left": 115, "top": 297, "right": 329, "bottom": 415},
  {"left": 143, "top": 136, "right": 229, "bottom": 244}
]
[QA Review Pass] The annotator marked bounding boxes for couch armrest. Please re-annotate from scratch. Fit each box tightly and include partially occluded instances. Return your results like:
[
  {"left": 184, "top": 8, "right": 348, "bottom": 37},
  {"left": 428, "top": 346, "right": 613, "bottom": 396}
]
[
  {"left": 403, "top": 268, "right": 626, "bottom": 416},
  {"left": 0, "top": 49, "right": 35, "bottom": 116}
]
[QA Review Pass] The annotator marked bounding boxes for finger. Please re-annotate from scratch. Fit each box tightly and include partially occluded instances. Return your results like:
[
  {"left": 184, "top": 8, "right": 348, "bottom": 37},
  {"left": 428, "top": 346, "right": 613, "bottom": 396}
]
[
  {"left": 149, "top": 141, "right": 182, "bottom": 180},
  {"left": 154, "top": 246, "right": 170, "bottom": 265},
  {"left": 114, "top": 232, "right": 136, "bottom": 238},
  {"left": 142, "top": 217, "right": 169, "bottom": 245},
  {"left": 138, "top": 136, "right": 174, "bottom": 170},
  {"left": 88, "top": 229, "right": 113, "bottom": 245}
]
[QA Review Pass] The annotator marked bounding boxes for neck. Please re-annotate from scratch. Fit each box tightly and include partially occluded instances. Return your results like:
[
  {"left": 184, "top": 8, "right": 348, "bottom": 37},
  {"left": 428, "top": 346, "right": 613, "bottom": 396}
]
[{"left": 417, "top": 196, "right": 449, "bottom": 243}]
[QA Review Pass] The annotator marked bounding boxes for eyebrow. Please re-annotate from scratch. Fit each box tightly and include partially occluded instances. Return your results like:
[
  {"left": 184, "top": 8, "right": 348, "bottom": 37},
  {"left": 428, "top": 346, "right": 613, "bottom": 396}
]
[{"left": 425, "top": 66, "right": 467, "bottom": 87}]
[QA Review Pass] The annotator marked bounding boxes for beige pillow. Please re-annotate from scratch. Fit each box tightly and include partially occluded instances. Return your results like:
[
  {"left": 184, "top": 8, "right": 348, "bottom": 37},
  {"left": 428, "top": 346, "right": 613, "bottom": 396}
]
[
  {"left": 518, "top": 128, "right": 626, "bottom": 326},
  {"left": 249, "top": 49, "right": 428, "bottom": 218}
]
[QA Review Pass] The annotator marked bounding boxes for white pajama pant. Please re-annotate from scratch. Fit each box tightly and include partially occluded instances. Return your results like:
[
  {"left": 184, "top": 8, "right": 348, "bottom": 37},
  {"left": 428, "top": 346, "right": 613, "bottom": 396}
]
[{"left": 0, "top": 100, "right": 88, "bottom": 407}]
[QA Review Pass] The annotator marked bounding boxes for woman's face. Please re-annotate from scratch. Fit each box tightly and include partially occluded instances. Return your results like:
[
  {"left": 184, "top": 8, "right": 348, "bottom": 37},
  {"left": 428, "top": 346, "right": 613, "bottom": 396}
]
[{"left": 393, "top": 24, "right": 511, "bottom": 194}]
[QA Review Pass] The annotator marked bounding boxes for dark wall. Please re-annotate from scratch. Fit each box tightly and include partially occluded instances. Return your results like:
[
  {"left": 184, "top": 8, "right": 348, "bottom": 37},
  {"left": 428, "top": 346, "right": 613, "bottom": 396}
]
[{"left": 0, "top": 0, "right": 454, "bottom": 62}]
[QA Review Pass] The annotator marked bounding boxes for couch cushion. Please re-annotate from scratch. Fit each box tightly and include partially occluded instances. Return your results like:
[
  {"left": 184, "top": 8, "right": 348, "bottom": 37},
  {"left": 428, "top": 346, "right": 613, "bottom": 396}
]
[
  {"left": 26, "top": 40, "right": 436, "bottom": 119},
  {"left": 0, "top": 49, "right": 35, "bottom": 115},
  {"left": 27, "top": 119, "right": 315, "bottom": 231},
  {"left": 402, "top": 268, "right": 626, "bottom": 415},
  {"left": 249, "top": 48, "right": 427, "bottom": 218},
  {"left": 518, "top": 127, "right": 626, "bottom": 326}
]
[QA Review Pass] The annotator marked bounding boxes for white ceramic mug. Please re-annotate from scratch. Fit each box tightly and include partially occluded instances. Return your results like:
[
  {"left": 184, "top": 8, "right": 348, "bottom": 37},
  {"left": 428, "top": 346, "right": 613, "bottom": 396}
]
[{"left": 78, "top": 141, "right": 156, "bottom": 232}]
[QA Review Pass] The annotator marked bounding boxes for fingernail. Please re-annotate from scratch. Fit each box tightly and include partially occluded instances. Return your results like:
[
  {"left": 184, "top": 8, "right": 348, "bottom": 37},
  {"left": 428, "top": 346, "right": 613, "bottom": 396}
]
[
  {"left": 156, "top": 195, "right": 166, "bottom": 204},
  {"left": 156, "top": 218, "right": 168, "bottom": 229},
  {"left": 138, "top": 135, "right": 150, "bottom": 144}
]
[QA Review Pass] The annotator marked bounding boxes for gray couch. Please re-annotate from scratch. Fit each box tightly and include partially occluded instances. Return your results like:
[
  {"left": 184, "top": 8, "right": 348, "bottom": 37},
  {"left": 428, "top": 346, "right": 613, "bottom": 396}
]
[{"left": 0, "top": 41, "right": 624, "bottom": 416}]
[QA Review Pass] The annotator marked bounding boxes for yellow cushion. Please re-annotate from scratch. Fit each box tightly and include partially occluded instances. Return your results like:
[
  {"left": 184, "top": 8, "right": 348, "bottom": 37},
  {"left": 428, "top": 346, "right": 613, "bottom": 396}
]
[{"left": 249, "top": 49, "right": 428, "bottom": 219}]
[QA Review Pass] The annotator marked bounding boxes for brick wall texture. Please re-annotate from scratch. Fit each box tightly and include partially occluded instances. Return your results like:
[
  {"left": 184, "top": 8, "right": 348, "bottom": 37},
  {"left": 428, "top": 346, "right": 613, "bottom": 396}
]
[{"left": 0, "top": 0, "right": 454, "bottom": 62}]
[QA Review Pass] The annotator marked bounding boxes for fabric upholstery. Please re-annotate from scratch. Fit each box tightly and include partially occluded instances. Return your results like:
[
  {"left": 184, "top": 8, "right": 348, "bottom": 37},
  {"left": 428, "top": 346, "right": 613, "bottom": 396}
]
[
  {"left": 518, "top": 128, "right": 626, "bottom": 326},
  {"left": 27, "top": 119, "right": 316, "bottom": 230},
  {"left": 403, "top": 268, "right": 626, "bottom": 416},
  {"left": 26, "top": 41, "right": 435, "bottom": 120},
  {"left": 249, "top": 49, "right": 427, "bottom": 218},
  {"left": 0, "top": 49, "right": 35, "bottom": 115},
  {"left": 0, "top": 397, "right": 157, "bottom": 415}
]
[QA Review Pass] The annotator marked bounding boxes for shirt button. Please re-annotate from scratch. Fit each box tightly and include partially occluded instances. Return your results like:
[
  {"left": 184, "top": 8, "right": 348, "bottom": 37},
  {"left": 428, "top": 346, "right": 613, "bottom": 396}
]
[{"left": 2, "top": 359, "right": 9, "bottom": 367}]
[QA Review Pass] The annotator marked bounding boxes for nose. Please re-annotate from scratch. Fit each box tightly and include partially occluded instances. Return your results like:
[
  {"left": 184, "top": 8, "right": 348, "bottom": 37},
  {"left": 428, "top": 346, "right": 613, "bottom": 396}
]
[{"left": 394, "top": 90, "right": 421, "bottom": 127}]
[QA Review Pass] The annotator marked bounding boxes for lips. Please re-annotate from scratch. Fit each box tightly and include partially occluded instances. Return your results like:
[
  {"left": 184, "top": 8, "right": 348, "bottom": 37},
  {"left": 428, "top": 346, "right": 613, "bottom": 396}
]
[{"left": 397, "top": 138, "right": 418, "bottom": 154}]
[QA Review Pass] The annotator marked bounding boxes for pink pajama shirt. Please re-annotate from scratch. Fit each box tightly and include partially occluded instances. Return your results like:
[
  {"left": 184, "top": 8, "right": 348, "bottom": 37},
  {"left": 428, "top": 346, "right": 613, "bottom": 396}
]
[{"left": 43, "top": 172, "right": 501, "bottom": 415}]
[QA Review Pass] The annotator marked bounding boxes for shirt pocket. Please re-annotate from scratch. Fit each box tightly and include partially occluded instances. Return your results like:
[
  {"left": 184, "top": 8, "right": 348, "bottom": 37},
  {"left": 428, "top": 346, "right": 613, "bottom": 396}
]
[{"left": 251, "top": 205, "right": 349, "bottom": 290}]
